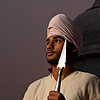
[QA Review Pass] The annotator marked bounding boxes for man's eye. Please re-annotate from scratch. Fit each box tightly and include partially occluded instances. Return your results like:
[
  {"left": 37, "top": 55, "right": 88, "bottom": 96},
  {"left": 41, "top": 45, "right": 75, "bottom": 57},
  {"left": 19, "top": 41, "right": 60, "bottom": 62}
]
[
  {"left": 46, "top": 41, "right": 49, "bottom": 45},
  {"left": 55, "top": 40, "right": 61, "bottom": 43}
]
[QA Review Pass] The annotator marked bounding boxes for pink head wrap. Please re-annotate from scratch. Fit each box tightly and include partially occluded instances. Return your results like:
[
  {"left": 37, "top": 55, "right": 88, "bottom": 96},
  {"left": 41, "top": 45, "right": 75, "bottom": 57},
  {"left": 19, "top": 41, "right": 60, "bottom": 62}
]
[{"left": 47, "top": 14, "right": 83, "bottom": 56}]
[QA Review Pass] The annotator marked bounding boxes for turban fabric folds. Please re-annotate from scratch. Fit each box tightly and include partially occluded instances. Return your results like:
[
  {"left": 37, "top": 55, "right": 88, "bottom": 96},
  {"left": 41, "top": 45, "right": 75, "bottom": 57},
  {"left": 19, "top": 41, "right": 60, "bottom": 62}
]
[{"left": 47, "top": 14, "right": 83, "bottom": 56}]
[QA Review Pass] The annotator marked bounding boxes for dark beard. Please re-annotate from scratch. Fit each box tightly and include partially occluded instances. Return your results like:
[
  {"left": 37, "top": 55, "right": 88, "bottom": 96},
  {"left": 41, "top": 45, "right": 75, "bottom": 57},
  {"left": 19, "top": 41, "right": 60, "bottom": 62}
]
[
  {"left": 47, "top": 59, "right": 58, "bottom": 73},
  {"left": 47, "top": 58, "right": 58, "bottom": 66},
  {"left": 47, "top": 48, "right": 72, "bottom": 66}
]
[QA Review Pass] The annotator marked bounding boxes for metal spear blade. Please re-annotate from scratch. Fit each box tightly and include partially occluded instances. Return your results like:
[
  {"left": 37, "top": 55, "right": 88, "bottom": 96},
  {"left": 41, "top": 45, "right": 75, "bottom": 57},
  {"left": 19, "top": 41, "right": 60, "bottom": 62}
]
[{"left": 57, "top": 40, "right": 66, "bottom": 69}]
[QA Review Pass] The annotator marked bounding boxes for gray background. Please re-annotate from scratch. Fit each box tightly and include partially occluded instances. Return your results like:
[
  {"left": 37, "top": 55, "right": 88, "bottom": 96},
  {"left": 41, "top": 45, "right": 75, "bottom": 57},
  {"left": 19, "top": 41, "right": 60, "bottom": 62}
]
[{"left": 0, "top": 0, "right": 95, "bottom": 100}]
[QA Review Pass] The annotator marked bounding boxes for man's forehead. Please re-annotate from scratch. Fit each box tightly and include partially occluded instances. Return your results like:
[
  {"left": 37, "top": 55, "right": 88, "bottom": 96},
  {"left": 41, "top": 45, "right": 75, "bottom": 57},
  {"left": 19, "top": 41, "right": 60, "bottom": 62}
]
[{"left": 46, "top": 35, "right": 64, "bottom": 41}]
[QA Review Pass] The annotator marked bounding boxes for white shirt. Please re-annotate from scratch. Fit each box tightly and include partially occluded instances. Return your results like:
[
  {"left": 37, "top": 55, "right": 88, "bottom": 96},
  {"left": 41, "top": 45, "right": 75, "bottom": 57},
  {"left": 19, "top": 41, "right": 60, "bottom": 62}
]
[{"left": 23, "top": 71, "right": 100, "bottom": 100}]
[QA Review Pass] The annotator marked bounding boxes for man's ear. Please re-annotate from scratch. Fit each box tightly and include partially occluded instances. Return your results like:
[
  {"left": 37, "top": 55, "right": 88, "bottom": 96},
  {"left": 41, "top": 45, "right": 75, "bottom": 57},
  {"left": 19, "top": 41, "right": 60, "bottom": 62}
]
[{"left": 72, "top": 48, "right": 79, "bottom": 53}]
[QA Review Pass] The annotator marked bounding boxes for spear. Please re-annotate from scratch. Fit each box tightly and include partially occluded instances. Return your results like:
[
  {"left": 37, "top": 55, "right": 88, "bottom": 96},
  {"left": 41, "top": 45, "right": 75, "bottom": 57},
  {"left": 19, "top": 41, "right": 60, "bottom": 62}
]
[{"left": 55, "top": 40, "right": 66, "bottom": 92}]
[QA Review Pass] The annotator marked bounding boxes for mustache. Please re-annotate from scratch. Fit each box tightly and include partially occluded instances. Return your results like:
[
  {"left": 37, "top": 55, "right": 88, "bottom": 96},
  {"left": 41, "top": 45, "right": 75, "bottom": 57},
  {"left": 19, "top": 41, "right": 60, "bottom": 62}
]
[{"left": 46, "top": 50, "right": 55, "bottom": 54}]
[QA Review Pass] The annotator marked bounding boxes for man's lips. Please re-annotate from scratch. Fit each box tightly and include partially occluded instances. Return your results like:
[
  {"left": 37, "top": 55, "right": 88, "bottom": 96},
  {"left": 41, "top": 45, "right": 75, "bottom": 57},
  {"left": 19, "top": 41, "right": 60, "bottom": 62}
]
[{"left": 47, "top": 51, "right": 55, "bottom": 56}]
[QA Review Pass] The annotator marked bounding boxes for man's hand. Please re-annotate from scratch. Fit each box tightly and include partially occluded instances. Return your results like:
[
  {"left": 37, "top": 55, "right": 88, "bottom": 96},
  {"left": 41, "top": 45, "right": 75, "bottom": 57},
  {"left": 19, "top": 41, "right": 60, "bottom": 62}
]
[{"left": 47, "top": 91, "right": 66, "bottom": 100}]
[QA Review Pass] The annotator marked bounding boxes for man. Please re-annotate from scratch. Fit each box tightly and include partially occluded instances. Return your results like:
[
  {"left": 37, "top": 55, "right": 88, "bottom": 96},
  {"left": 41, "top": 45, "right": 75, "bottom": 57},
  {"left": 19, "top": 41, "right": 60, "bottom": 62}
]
[{"left": 23, "top": 14, "right": 100, "bottom": 100}]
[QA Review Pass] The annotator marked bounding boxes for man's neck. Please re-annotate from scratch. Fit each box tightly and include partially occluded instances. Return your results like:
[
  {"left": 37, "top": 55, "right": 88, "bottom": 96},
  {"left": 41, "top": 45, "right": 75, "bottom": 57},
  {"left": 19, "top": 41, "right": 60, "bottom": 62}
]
[{"left": 52, "top": 64, "right": 75, "bottom": 81}]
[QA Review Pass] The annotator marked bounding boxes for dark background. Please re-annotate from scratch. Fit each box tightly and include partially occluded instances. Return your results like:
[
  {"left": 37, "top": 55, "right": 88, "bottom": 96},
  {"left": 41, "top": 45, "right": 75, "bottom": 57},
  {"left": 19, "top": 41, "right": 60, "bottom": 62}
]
[{"left": 0, "top": 0, "right": 95, "bottom": 100}]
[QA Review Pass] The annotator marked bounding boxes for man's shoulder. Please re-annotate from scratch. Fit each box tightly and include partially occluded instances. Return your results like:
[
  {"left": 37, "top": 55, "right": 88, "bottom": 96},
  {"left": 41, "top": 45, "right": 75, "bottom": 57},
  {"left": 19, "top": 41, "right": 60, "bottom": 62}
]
[
  {"left": 75, "top": 71, "right": 100, "bottom": 84},
  {"left": 77, "top": 71, "right": 98, "bottom": 79},
  {"left": 28, "top": 74, "right": 51, "bottom": 90}
]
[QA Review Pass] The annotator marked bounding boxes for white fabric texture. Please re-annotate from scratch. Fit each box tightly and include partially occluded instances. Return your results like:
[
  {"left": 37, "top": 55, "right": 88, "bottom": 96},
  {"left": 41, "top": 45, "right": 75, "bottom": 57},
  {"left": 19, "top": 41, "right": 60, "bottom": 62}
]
[
  {"left": 23, "top": 71, "right": 100, "bottom": 100},
  {"left": 47, "top": 14, "right": 83, "bottom": 55}
]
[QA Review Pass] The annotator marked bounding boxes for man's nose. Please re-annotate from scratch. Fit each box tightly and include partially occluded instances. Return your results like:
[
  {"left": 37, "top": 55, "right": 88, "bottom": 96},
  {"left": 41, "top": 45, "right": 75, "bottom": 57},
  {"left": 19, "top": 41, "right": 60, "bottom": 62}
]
[{"left": 47, "top": 41, "right": 54, "bottom": 49}]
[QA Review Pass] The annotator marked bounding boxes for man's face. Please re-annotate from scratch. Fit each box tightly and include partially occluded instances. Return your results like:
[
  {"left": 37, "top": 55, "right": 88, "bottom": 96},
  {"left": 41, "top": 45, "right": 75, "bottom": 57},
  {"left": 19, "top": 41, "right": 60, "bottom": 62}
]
[{"left": 46, "top": 35, "right": 65, "bottom": 65}]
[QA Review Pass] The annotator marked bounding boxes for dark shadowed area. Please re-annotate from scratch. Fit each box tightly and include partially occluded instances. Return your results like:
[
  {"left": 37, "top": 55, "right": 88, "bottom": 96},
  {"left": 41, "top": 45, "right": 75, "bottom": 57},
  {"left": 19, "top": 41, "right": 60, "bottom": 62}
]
[{"left": 0, "top": 0, "right": 95, "bottom": 100}]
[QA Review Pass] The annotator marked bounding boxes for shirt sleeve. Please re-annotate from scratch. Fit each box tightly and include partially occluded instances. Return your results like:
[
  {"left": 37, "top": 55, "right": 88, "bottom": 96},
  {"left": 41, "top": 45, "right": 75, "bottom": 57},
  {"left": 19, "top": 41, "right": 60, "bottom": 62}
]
[
  {"left": 22, "top": 79, "right": 43, "bottom": 100},
  {"left": 23, "top": 86, "right": 31, "bottom": 100},
  {"left": 94, "top": 79, "right": 100, "bottom": 100},
  {"left": 87, "top": 77, "right": 100, "bottom": 100}
]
